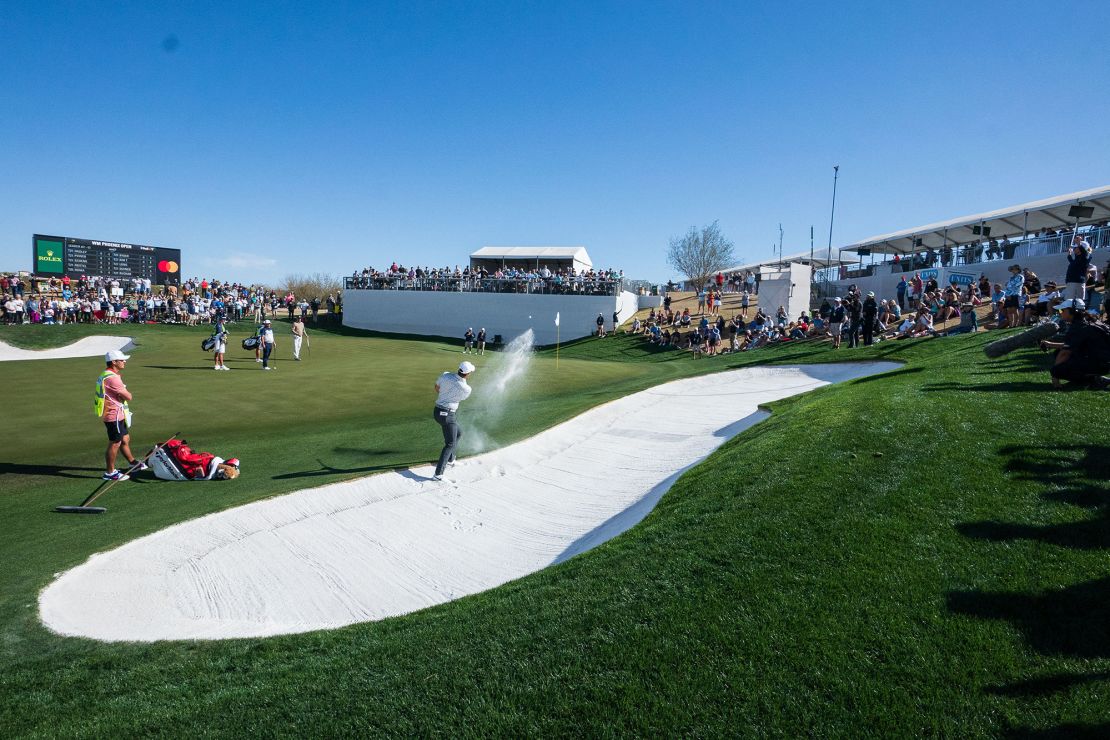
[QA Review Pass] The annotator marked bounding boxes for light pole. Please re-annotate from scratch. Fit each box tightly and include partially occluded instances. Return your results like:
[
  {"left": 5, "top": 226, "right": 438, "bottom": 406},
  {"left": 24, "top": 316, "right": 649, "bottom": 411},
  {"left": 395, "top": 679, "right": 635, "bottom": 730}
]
[{"left": 825, "top": 165, "right": 840, "bottom": 295}]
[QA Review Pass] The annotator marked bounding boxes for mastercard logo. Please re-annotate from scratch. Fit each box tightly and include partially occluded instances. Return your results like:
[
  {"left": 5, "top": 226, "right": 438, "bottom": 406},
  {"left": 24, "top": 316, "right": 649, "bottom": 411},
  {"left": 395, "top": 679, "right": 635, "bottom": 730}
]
[{"left": 158, "top": 260, "right": 179, "bottom": 273}]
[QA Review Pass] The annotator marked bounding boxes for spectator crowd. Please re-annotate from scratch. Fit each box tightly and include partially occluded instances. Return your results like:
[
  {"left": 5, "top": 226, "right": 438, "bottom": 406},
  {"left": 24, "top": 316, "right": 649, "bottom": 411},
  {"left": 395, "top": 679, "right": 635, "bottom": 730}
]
[
  {"left": 346, "top": 262, "right": 625, "bottom": 296},
  {"left": 1, "top": 273, "right": 342, "bottom": 327}
]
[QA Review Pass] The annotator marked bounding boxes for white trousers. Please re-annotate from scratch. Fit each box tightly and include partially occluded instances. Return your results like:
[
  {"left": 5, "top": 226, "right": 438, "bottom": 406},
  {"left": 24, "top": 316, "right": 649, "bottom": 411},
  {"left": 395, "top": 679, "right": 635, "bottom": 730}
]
[{"left": 293, "top": 335, "right": 303, "bottom": 359}]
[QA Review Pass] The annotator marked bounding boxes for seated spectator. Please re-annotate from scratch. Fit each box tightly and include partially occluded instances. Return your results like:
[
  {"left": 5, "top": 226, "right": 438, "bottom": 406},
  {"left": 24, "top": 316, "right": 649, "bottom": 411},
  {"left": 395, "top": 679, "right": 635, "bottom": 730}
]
[
  {"left": 945, "top": 305, "right": 980, "bottom": 335},
  {"left": 1024, "top": 281, "right": 1061, "bottom": 322}
]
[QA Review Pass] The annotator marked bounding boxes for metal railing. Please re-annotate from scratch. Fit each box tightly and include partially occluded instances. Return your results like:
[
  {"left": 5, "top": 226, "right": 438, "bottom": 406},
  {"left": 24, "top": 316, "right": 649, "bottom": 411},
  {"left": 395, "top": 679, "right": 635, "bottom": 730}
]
[
  {"left": 343, "top": 275, "right": 624, "bottom": 296},
  {"left": 874, "top": 224, "right": 1110, "bottom": 273}
]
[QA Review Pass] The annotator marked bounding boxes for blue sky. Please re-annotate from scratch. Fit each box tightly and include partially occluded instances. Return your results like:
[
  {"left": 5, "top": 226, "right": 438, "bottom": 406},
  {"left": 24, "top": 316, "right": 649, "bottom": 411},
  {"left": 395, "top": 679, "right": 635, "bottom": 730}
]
[{"left": 2, "top": 1, "right": 1108, "bottom": 284}]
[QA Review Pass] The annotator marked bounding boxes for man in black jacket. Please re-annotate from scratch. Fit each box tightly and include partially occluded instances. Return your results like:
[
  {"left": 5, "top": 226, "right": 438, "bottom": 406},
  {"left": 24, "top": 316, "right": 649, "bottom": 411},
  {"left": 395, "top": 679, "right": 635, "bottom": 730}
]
[
  {"left": 845, "top": 291, "right": 863, "bottom": 349},
  {"left": 862, "top": 292, "right": 879, "bottom": 346},
  {"left": 1065, "top": 240, "right": 1092, "bottom": 301}
]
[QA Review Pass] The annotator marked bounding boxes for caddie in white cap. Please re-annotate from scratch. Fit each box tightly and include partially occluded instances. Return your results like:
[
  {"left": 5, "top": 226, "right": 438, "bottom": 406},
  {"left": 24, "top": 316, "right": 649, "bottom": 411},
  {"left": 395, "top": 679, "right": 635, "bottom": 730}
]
[
  {"left": 431, "top": 360, "right": 476, "bottom": 480},
  {"left": 96, "top": 349, "right": 147, "bottom": 481}
]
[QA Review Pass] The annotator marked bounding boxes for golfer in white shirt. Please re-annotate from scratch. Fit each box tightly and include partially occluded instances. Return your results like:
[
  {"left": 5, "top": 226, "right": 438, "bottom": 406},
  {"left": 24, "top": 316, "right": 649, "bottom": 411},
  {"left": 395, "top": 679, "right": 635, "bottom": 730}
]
[{"left": 432, "top": 361, "right": 474, "bottom": 480}]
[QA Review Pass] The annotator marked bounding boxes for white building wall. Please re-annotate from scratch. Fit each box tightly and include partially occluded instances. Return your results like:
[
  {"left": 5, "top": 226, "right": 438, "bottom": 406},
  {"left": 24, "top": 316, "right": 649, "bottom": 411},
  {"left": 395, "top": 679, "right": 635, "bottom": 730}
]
[
  {"left": 343, "top": 290, "right": 639, "bottom": 346},
  {"left": 757, "top": 263, "right": 812, "bottom": 320}
]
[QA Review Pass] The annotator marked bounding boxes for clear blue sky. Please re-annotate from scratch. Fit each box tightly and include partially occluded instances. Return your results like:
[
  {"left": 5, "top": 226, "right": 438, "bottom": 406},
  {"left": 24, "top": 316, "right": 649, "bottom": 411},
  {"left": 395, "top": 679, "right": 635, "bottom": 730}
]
[{"left": 2, "top": 1, "right": 1108, "bottom": 284}]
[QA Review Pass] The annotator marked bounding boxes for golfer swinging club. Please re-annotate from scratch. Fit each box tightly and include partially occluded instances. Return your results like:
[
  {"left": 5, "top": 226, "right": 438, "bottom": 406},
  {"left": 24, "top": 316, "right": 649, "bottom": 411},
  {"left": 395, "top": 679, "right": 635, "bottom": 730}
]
[{"left": 432, "top": 360, "right": 475, "bottom": 481}]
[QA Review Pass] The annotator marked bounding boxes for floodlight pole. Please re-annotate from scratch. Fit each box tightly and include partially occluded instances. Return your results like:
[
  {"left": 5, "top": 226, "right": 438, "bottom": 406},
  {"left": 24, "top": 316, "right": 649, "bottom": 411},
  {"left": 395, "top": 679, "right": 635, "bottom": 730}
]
[
  {"left": 826, "top": 165, "right": 840, "bottom": 297},
  {"left": 778, "top": 223, "right": 784, "bottom": 262}
]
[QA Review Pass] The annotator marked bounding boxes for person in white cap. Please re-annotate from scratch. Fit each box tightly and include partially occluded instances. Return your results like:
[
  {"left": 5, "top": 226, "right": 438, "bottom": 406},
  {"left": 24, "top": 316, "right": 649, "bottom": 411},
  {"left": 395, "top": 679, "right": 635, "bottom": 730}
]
[
  {"left": 1040, "top": 299, "right": 1110, "bottom": 390},
  {"left": 260, "top": 319, "right": 276, "bottom": 370},
  {"left": 95, "top": 350, "right": 147, "bottom": 481},
  {"left": 432, "top": 361, "right": 475, "bottom": 480}
]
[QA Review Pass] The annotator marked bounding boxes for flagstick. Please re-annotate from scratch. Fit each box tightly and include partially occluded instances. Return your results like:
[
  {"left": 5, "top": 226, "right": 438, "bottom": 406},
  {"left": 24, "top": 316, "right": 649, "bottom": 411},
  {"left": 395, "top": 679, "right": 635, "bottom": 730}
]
[{"left": 556, "top": 324, "right": 560, "bottom": 368}]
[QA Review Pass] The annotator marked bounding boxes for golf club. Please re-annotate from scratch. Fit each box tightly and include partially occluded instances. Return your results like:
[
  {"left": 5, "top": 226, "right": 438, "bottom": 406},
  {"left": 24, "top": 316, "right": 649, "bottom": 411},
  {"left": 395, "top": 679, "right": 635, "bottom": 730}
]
[{"left": 55, "top": 433, "right": 180, "bottom": 514}]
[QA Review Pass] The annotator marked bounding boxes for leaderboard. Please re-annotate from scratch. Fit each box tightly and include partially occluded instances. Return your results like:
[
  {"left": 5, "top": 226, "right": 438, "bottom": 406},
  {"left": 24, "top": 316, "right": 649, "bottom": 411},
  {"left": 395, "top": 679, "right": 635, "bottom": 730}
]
[{"left": 33, "top": 234, "right": 181, "bottom": 285}]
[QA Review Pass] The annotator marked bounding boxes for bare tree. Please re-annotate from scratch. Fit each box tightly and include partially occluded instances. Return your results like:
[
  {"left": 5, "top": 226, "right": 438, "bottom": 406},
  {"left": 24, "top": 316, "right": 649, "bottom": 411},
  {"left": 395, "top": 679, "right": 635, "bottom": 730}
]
[{"left": 667, "top": 220, "right": 736, "bottom": 290}]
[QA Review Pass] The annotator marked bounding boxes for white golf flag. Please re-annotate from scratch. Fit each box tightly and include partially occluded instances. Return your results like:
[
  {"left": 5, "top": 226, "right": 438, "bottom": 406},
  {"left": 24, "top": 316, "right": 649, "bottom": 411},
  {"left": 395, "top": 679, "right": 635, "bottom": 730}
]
[{"left": 554, "top": 312, "right": 560, "bottom": 326}]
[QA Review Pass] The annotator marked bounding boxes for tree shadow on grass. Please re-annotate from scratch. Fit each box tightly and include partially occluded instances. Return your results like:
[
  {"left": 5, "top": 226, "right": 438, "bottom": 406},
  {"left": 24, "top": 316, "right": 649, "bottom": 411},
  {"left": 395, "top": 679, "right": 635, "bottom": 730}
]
[
  {"left": 947, "top": 576, "right": 1110, "bottom": 660},
  {"left": 957, "top": 444, "right": 1110, "bottom": 549},
  {"left": 0, "top": 462, "right": 104, "bottom": 480},
  {"left": 950, "top": 443, "right": 1110, "bottom": 725},
  {"left": 1007, "top": 723, "right": 1110, "bottom": 739}
]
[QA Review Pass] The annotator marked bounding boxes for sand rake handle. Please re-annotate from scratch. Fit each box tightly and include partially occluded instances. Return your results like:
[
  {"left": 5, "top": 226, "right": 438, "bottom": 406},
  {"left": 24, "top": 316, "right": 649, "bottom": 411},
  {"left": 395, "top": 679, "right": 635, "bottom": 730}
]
[{"left": 81, "top": 433, "right": 180, "bottom": 507}]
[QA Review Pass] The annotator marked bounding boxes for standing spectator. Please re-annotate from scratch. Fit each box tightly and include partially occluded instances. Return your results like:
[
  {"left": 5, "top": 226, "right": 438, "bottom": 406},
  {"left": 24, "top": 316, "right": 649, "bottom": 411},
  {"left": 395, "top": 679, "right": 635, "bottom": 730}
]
[
  {"left": 260, "top": 319, "right": 276, "bottom": 370},
  {"left": 1065, "top": 239, "right": 1091, "bottom": 300},
  {"left": 596, "top": 312, "right": 606, "bottom": 337},
  {"left": 1003, "top": 264, "right": 1025, "bottom": 328},
  {"left": 829, "top": 297, "right": 846, "bottom": 349},
  {"left": 862, "top": 292, "right": 879, "bottom": 346},
  {"left": 909, "top": 272, "right": 923, "bottom": 309},
  {"left": 896, "top": 276, "right": 907, "bottom": 310},
  {"left": 740, "top": 291, "right": 750, "bottom": 318},
  {"left": 476, "top": 327, "right": 487, "bottom": 355},
  {"left": 463, "top": 327, "right": 475, "bottom": 353},
  {"left": 697, "top": 289, "right": 707, "bottom": 315},
  {"left": 291, "top": 315, "right": 308, "bottom": 361},
  {"left": 846, "top": 291, "right": 862, "bottom": 349},
  {"left": 612, "top": 309, "right": 620, "bottom": 334}
]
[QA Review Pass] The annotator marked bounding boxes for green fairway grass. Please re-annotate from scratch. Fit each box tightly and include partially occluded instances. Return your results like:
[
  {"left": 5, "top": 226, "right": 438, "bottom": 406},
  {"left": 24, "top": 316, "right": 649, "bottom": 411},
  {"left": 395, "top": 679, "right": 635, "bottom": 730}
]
[{"left": 0, "top": 321, "right": 1107, "bottom": 736}]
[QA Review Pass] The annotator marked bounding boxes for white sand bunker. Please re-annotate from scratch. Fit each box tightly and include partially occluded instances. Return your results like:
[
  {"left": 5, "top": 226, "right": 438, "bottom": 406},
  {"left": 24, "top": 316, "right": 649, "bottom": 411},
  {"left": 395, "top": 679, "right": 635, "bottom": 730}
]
[
  {"left": 40, "top": 362, "right": 899, "bottom": 642},
  {"left": 0, "top": 336, "right": 134, "bottom": 362}
]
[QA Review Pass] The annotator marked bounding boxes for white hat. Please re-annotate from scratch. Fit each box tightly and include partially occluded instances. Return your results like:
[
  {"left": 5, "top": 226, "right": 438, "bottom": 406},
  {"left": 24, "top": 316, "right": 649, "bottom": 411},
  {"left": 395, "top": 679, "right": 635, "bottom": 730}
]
[
  {"left": 459, "top": 361, "right": 475, "bottom": 374},
  {"left": 264, "top": 319, "right": 271, "bottom": 324},
  {"left": 105, "top": 350, "right": 130, "bottom": 362},
  {"left": 1057, "top": 298, "right": 1085, "bottom": 312}
]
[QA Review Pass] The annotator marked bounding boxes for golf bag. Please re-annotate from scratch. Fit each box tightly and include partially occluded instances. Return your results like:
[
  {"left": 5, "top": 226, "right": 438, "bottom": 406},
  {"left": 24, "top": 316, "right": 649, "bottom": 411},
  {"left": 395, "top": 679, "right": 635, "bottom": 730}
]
[
  {"left": 242, "top": 336, "right": 261, "bottom": 350},
  {"left": 151, "top": 438, "right": 240, "bottom": 481},
  {"left": 201, "top": 337, "right": 217, "bottom": 352}
]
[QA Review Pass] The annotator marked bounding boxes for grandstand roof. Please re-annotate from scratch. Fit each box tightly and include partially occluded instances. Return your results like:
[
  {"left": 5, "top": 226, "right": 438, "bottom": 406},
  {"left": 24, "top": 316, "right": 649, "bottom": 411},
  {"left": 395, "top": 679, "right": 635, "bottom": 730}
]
[
  {"left": 842, "top": 185, "right": 1110, "bottom": 255},
  {"left": 469, "top": 246, "right": 592, "bottom": 269},
  {"left": 723, "top": 247, "right": 856, "bottom": 274}
]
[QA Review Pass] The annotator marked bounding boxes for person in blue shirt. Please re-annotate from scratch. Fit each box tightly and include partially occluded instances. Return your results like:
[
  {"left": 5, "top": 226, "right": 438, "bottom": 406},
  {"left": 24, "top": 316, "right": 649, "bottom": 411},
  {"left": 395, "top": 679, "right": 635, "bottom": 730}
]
[
  {"left": 1003, "top": 264, "right": 1025, "bottom": 328},
  {"left": 254, "top": 321, "right": 266, "bottom": 363}
]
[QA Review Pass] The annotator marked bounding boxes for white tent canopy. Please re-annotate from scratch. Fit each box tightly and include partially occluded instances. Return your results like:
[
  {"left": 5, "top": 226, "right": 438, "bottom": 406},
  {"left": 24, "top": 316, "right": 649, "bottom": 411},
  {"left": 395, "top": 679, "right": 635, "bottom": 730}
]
[
  {"left": 469, "top": 246, "right": 592, "bottom": 272},
  {"left": 841, "top": 185, "right": 1110, "bottom": 255}
]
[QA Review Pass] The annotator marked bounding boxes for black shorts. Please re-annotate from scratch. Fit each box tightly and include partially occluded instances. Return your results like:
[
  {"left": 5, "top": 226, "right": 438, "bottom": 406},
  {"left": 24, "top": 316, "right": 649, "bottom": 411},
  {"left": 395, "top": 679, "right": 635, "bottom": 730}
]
[
  {"left": 1004, "top": 296, "right": 1019, "bottom": 309},
  {"left": 105, "top": 419, "right": 129, "bottom": 442}
]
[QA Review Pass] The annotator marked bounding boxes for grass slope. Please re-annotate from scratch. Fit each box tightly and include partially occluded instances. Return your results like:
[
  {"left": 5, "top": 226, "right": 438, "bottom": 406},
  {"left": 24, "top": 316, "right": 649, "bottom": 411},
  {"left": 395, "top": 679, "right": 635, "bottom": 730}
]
[{"left": 0, "top": 322, "right": 1107, "bottom": 736}]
